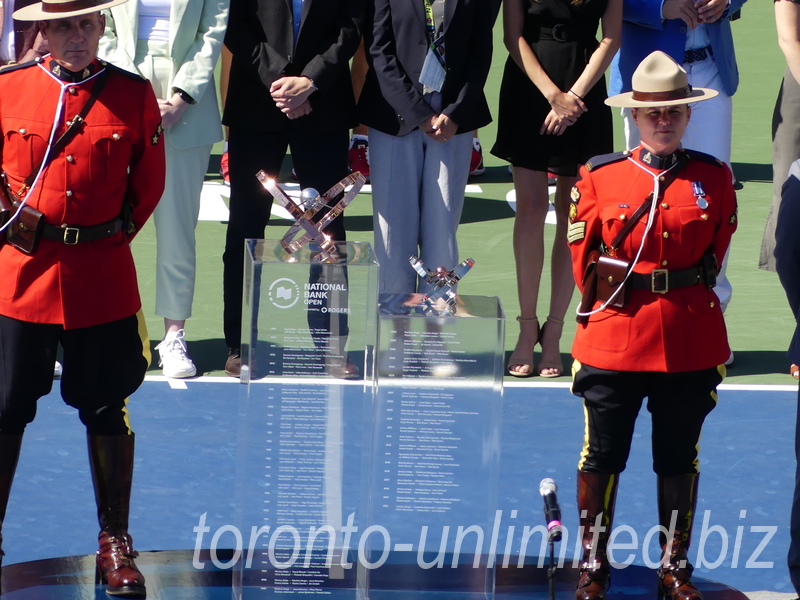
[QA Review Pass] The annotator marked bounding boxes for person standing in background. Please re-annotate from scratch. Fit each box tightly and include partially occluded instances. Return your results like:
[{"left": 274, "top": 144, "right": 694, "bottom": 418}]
[
  {"left": 761, "top": 2, "right": 800, "bottom": 279},
  {"left": 221, "top": 0, "right": 362, "bottom": 377},
  {"left": 99, "top": 0, "right": 229, "bottom": 379},
  {"left": 0, "top": 0, "right": 47, "bottom": 66},
  {"left": 492, "top": 0, "right": 621, "bottom": 379},
  {"left": 358, "top": 0, "right": 493, "bottom": 296}
]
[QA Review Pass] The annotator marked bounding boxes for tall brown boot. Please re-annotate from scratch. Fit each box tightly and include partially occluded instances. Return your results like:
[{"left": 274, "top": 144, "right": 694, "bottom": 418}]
[
  {"left": 88, "top": 434, "right": 146, "bottom": 598},
  {"left": 657, "top": 474, "right": 702, "bottom": 600},
  {"left": 0, "top": 435, "right": 23, "bottom": 579},
  {"left": 575, "top": 471, "right": 619, "bottom": 600}
]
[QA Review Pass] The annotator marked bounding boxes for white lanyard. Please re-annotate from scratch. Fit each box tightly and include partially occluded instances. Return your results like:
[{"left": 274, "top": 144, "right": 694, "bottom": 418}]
[
  {"left": 575, "top": 150, "right": 680, "bottom": 319},
  {"left": 0, "top": 61, "right": 104, "bottom": 234}
]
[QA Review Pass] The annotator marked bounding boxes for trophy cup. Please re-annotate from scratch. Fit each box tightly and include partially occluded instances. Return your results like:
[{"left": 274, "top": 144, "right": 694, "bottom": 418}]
[
  {"left": 256, "top": 171, "right": 366, "bottom": 262},
  {"left": 408, "top": 255, "right": 475, "bottom": 313}
]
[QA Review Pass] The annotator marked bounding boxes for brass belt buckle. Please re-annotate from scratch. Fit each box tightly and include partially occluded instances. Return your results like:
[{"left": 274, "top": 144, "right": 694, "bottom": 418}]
[
  {"left": 62, "top": 225, "right": 80, "bottom": 245},
  {"left": 651, "top": 269, "right": 668, "bottom": 294}
]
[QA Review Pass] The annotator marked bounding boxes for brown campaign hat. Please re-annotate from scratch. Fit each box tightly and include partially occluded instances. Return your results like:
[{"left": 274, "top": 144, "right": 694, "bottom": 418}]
[
  {"left": 13, "top": 0, "right": 129, "bottom": 21},
  {"left": 605, "top": 51, "right": 718, "bottom": 108}
]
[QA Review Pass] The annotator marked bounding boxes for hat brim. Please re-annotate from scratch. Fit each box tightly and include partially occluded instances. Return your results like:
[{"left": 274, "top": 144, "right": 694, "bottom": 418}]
[
  {"left": 605, "top": 87, "right": 718, "bottom": 108},
  {"left": 13, "top": 0, "right": 128, "bottom": 21}
]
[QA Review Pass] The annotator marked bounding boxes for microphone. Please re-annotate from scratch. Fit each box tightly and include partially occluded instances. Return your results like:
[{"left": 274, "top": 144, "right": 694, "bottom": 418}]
[{"left": 539, "top": 478, "right": 562, "bottom": 541}]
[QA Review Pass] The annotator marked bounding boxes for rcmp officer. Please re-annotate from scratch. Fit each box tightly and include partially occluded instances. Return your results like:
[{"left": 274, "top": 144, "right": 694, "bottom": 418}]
[
  {"left": 567, "top": 52, "right": 737, "bottom": 600},
  {"left": 0, "top": 0, "right": 165, "bottom": 597}
]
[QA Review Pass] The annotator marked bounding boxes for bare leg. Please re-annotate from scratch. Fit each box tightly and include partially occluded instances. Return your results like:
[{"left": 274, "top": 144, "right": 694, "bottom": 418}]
[
  {"left": 538, "top": 175, "right": 577, "bottom": 377},
  {"left": 508, "top": 167, "right": 550, "bottom": 376},
  {"left": 164, "top": 318, "right": 186, "bottom": 337}
]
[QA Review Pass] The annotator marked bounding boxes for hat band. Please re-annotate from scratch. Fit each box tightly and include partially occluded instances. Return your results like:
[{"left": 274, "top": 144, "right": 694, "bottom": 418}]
[
  {"left": 631, "top": 85, "right": 693, "bottom": 102},
  {"left": 42, "top": 0, "right": 103, "bottom": 13}
]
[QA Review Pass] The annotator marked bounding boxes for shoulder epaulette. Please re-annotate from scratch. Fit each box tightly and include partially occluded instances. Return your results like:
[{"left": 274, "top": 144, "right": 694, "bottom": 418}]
[
  {"left": 100, "top": 61, "right": 147, "bottom": 82},
  {"left": 684, "top": 148, "right": 725, "bottom": 168},
  {"left": 0, "top": 59, "right": 39, "bottom": 75},
  {"left": 585, "top": 150, "right": 630, "bottom": 172}
]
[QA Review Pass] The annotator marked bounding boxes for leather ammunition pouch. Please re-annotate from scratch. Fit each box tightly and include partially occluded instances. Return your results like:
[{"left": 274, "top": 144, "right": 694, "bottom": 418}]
[
  {"left": 596, "top": 255, "right": 630, "bottom": 307},
  {"left": 7, "top": 200, "right": 44, "bottom": 254}
]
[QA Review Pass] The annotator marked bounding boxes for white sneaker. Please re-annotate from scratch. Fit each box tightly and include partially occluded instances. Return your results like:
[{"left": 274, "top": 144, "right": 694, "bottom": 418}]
[
  {"left": 155, "top": 329, "right": 197, "bottom": 378},
  {"left": 54, "top": 361, "right": 63, "bottom": 379}
]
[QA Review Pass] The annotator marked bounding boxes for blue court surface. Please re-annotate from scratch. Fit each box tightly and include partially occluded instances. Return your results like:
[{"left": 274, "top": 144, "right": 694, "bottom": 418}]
[{"left": 2, "top": 378, "right": 796, "bottom": 596}]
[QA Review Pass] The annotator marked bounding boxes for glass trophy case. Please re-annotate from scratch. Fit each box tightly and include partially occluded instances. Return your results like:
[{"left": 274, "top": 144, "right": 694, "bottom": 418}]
[
  {"left": 234, "top": 240, "right": 378, "bottom": 600},
  {"left": 363, "top": 294, "right": 505, "bottom": 600}
]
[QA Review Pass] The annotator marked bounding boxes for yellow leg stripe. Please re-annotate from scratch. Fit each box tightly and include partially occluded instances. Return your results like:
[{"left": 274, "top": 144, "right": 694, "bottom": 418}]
[
  {"left": 694, "top": 370, "right": 723, "bottom": 471},
  {"left": 136, "top": 309, "right": 151, "bottom": 368},
  {"left": 579, "top": 400, "right": 591, "bottom": 471},
  {"left": 716, "top": 362, "right": 726, "bottom": 384},
  {"left": 572, "top": 360, "right": 592, "bottom": 470},
  {"left": 122, "top": 397, "right": 132, "bottom": 435},
  {"left": 570, "top": 359, "right": 581, "bottom": 395}
]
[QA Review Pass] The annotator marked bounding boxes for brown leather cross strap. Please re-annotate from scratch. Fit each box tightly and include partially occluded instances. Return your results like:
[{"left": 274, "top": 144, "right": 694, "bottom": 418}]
[{"left": 607, "top": 152, "right": 689, "bottom": 252}]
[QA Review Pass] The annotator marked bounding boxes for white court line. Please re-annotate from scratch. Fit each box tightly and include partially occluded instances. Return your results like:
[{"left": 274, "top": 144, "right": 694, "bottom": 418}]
[
  {"left": 199, "top": 181, "right": 483, "bottom": 222},
  {"left": 167, "top": 378, "right": 188, "bottom": 390},
  {"left": 146, "top": 374, "right": 797, "bottom": 392}
]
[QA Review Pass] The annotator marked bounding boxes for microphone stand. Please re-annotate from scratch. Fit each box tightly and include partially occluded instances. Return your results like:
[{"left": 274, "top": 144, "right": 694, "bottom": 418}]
[{"left": 547, "top": 529, "right": 560, "bottom": 600}]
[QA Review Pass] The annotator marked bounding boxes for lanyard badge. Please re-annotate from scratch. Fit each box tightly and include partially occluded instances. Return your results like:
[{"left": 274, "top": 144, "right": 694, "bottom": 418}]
[{"left": 419, "top": 0, "right": 446, "bottom": 93}]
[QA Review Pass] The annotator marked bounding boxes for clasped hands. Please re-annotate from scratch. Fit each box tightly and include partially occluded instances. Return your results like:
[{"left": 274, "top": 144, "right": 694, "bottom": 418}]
[
  {"left": 419, "top": 113, "right": 458, "bottom": 142},
  {"left": 663, "top": 0, "right": 727, "bottom": 28},
  {"left": 158, "top": 92, "right": 190, "bottom": 128},
  {"left": 270, "top": 76, "right": 316, "bottom": 120},
  {"left": 541, "top": 90, "right": 586, "bottom": 136}
]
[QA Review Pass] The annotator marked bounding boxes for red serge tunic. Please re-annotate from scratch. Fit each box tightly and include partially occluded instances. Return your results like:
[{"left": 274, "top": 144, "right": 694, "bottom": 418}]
[
  {"left": 0, "top": 57, "right": 165, "bottom": 329},
  {"left": 568, "top": 148, "right": 738, "bottom": 373}
]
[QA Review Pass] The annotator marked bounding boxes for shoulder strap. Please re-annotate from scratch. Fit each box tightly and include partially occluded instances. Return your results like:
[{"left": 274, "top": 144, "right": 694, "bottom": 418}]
[
  {"left": 22, "top": 68, "right": 111, "bottom": 190},
  {"left": 608, "top": 152, "right": 689, "bottom": 251}
]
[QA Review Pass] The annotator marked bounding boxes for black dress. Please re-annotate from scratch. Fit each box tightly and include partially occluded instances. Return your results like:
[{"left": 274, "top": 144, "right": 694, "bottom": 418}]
[{"left": 491, "top": 0, "right": 613, "bottom": 177}]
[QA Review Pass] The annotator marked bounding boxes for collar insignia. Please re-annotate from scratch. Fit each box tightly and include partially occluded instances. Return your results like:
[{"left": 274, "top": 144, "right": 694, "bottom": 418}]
[
  {"left": 639, "top": 148, "right": 679, "bottom": 170},
  {"left": 50, "top": 61, "right": 95, "bottom": 83}
]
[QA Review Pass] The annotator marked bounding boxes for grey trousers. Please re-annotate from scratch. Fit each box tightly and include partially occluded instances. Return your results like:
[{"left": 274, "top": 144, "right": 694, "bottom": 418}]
[
  {"left": 369, "top": 128, "right": 472, "bottom": 294},
  {"left": 761, "top": 68, "right": 800, "bottom": 272}
]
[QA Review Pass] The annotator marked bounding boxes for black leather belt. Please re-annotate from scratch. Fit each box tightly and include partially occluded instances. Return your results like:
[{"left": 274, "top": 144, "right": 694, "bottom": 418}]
[
  {"left": 629, "top": 266, "right": 704, "bottom": 294},
  {"left": 684, "top": 46, "right": 712, "bottom": 64},
  {"left": 539, "top": 24, "right": 574, "bottom": 43},
  {"left": 42, "top": 217, "right": 123, "bottom": 245}
]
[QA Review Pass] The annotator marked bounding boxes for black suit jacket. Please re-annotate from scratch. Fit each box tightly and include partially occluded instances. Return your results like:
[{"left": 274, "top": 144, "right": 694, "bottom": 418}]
[
  {"left": 357, "top": 0, "right": 493, "bottom": 137},
  {"left": 222, "top": 0, "right": 362, "bottom": 132}
]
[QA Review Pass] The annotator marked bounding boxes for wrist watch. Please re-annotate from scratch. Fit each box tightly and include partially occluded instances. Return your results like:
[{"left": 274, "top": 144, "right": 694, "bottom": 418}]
[{"left": 173, "top": 88, "right": 196, "bottom": 105}]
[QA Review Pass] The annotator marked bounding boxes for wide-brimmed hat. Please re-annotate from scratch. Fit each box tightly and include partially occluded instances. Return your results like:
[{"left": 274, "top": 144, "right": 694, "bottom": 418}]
[
  {"left": 605, "top": 51, "right": 718, "bottom": 108},
  {"left": 13, "top": 0, "right": 128, "bottom": 21}
]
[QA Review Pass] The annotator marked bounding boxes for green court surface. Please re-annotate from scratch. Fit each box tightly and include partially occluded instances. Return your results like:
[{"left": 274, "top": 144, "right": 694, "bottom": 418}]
[{"left": 131, "top": 2, "right": 794, "bottom": 384}]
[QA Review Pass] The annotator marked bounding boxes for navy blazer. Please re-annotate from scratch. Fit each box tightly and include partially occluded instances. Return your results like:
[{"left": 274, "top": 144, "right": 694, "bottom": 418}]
[
  {"left": 609, "top": 0, "right": 747, "bottom": 98},
  {"left": 358, "top": 0, "right": 493, "bottom": 137},
  {"left": 775, "top": 160, "right": 800, "bottom": 365},
  {"left": 222, "top": 0, "right": 363, "bottom": 132}
]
